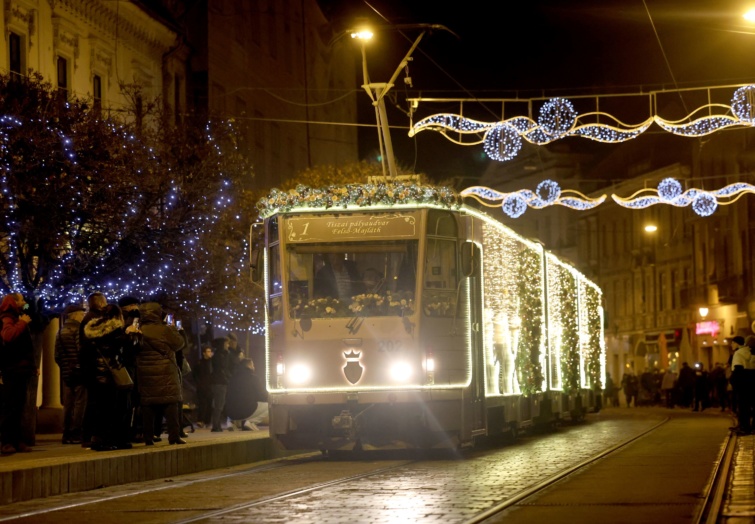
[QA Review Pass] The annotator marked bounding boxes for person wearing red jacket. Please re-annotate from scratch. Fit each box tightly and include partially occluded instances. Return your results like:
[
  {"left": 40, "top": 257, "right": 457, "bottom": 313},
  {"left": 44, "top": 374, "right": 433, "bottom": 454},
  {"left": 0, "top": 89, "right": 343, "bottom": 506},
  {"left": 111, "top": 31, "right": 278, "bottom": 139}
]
[{"left": 0, "top": 293, "right": 35, "bottom": 455}]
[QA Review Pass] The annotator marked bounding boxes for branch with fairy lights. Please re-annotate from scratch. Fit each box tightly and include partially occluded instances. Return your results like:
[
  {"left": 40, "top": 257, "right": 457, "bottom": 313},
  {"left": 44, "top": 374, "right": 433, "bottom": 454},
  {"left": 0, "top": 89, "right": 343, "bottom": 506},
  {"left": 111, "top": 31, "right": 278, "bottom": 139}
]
[
  {"left": 410, "top": 85, "right": 755, "bottom": 162},
  {"left": 0, "top": 73, "right": 258, "bottom": 332}
]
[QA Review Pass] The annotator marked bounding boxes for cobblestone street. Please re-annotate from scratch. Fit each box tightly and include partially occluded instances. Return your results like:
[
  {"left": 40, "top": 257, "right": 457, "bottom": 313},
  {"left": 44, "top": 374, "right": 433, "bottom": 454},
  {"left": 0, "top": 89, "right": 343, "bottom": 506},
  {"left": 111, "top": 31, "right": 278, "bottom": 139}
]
[{"left": 0, "top": 407, "right": 733, "bottom": 524}]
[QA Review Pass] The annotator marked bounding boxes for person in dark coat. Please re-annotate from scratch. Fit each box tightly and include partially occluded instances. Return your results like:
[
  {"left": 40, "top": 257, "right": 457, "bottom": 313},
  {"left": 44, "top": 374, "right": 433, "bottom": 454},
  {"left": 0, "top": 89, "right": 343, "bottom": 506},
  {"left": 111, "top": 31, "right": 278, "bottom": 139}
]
[
  {"left": 117, "top": 296, "right": 141, "bottom": 442},
  {"left": 621, "top": 371, "right": 638, "bottom": 407},
  {"left": 225, "top": 359, "right": 268, "bottom": 431},
  {"left": 136, "top": 302, "right": 186, "bottom": 445},
  {"left": 678, "top": 362, "right": 697, "bottom": 408},
  {"left": 0, "top": 293, "right": 35, "bottom": 454},
  {"left": 691, "top": 362, "right": 709, "bottom": 412},
  {"left": 79, "top": 292, "right": 108, "bottom": 447},
  {"left": 82, "top": 304, "right": 134, "bottom": 451},
  {"left": 210, "top": 336, "right": 234, "bottom": 432},
  {"left": 54, "top": 304, "right": 87, "bottom": 444},
  {"left": 193, "top": 346, "right": 214, "bottom": 427}
]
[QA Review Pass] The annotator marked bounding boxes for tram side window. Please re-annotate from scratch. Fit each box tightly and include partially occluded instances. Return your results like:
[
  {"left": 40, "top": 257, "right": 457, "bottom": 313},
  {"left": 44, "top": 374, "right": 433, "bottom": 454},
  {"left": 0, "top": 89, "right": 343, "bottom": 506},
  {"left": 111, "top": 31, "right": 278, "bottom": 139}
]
[
  {"left": 424, "top": 238, "right": 457, "bottom": 289},
  {"left": 423, "top": 211, "right": 457, "bottom": 318},
  {"left": 269, "top": 244, "right": 282, "bottom": 321},
  {"left": 288, "top": 250, "right": 311, "bottom": 304}
]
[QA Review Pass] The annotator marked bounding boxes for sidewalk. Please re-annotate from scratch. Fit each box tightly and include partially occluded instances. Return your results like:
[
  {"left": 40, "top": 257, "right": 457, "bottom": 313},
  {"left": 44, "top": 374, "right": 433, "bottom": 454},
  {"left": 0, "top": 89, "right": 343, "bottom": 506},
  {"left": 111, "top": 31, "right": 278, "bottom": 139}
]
[{"left": 0, "top": 425, "right": 279, "bottom": 505}]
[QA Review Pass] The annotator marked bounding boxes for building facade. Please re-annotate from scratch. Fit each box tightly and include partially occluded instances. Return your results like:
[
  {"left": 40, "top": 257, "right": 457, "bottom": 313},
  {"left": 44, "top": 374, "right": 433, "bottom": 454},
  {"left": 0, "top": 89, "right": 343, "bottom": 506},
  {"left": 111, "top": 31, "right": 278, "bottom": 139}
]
[
  {"left": 1, "top": 0, "right": 186, "bottom": 121},
  {"left": 176, "top": 0, "right": 359, "bottom": 189}
]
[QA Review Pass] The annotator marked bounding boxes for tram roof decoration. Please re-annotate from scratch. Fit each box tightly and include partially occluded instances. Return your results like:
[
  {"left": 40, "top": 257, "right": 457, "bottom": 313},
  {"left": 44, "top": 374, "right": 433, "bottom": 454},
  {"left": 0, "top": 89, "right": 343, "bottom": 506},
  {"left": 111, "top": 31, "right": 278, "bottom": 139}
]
[
  {"left": 410, "top": 85, "right": 755, "bottom": 163},
  {"left": 256, "top": 181, "right": 461, "bottom": 218}
]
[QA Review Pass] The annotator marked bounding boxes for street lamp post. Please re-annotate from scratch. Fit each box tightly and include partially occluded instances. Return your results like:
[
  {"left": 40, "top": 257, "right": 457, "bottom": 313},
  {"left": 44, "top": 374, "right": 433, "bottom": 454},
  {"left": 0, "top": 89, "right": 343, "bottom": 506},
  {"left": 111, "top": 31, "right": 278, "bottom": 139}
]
[{"left": 351, "top": 24, "right": 453, "bottom": 179}]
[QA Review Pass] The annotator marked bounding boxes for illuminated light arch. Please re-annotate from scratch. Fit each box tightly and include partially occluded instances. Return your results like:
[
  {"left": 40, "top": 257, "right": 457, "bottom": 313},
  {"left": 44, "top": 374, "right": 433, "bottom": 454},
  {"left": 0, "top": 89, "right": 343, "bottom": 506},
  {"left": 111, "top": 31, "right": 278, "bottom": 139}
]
[
  {"left": 610, "top": 178, "right": 755, "bottom": 217},
  {"left": 410, "top": 85, "right": 755, "bottom": 162},
  {"left": 461, "top": 182, "right": 607, "bottom": 218}
]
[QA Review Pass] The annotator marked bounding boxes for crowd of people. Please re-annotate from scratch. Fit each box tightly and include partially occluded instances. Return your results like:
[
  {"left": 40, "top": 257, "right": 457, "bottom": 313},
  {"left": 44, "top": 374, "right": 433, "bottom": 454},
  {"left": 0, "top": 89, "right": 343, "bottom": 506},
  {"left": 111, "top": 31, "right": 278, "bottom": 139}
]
[
  {"left": 605, "top": 335, "right": 755, "bottom": 435},
  {"left": 0, "top": 291, "right": 268, "bottom": 455}
]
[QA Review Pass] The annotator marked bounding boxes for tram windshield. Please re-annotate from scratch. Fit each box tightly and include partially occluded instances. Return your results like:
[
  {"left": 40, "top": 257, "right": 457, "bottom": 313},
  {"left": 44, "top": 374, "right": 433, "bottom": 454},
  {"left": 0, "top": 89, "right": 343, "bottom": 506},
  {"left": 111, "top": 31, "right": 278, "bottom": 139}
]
[{"left": 286, "top": 240, "right": 418, "bottom": 318}]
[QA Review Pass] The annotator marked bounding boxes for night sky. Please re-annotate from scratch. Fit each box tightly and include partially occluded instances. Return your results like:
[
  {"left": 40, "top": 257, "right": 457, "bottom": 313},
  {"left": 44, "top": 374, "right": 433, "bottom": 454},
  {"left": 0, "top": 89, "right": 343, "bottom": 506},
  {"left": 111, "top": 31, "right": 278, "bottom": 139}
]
[{"left": 318, "top": 0, "right": 755, "bottom": 182}]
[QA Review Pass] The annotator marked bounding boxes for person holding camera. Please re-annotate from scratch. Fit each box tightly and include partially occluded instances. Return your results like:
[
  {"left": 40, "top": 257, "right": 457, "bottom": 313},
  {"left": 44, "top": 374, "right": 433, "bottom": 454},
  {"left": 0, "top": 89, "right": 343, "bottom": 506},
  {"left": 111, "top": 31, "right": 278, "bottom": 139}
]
[{"left": 135, "top": 302, "right": 187, "bottom": 445}]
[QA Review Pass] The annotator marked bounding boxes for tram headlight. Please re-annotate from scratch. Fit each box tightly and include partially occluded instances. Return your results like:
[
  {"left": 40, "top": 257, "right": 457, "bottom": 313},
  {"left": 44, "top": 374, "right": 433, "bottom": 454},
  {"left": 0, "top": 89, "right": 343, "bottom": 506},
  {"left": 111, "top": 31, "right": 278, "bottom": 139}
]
[
  {"left": 289, "top": 363, "right": 312, "bottom": 385},
  {"left": 390, "top": 361, "right": 413, "bottom": 382}
]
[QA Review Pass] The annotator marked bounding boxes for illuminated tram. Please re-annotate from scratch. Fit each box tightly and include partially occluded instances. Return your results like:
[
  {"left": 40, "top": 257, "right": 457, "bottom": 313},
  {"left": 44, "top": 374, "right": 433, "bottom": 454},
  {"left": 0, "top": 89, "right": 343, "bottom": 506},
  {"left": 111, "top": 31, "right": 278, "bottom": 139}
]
[{"left": 254, "top": 182, "right": 605, "bottom": 451}]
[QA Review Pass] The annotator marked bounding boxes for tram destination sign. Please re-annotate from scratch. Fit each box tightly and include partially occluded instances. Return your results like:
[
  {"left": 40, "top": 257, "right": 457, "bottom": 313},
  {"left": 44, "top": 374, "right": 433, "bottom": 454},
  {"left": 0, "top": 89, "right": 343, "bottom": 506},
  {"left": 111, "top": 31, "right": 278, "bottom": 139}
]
[{"left": 286, "top": 213, "right": 417, "bottom": 242}]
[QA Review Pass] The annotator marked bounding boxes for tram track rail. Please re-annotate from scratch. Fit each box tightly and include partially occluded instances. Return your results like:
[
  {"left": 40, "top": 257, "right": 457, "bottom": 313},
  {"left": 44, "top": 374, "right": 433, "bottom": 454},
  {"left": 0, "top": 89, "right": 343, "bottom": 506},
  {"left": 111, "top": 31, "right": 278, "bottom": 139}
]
[
  {"left": 695, "top": 429, "right": 737, "bottom": 524},
  {"left": 464, "top": 417, "right": 671, "bottom": 524},
  {"left": 0, "top": 453, "right": 323, "bottom": 522}
]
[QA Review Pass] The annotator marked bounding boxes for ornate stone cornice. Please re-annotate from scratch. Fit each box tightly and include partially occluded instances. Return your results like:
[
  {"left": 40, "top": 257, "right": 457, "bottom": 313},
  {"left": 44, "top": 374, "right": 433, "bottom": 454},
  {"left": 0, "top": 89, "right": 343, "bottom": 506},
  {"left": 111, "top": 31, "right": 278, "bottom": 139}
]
[
  {"left": 5, "top": 0, "right": 36, "bottom": 40},
  {"left": 52, "top": 0, "right": 178, "bottom": 57}
]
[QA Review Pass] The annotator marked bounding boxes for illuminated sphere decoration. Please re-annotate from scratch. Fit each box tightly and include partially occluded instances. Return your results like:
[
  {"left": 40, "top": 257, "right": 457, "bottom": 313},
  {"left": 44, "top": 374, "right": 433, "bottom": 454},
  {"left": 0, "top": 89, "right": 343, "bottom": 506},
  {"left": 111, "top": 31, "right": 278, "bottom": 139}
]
[
  {"left": 691, "top": 192, "right": 718, "bottom": 216},
  {"left": 732, "top": 85, "right": 755, "bottom": 124},
  {"left": 483, "top": 123, "right": 522, "bottom": 161},
  {"left": 538, "top": 97, "right": 577, "bottom": 138},
  {"left": 657, "top": 177, "right": 683, "bottom": 202},
  {"left": 536, "top": 179, "right": 561, "bottom": 204},
  {"left": 502, "top": 194, "right": 528, "bottom": 218}
]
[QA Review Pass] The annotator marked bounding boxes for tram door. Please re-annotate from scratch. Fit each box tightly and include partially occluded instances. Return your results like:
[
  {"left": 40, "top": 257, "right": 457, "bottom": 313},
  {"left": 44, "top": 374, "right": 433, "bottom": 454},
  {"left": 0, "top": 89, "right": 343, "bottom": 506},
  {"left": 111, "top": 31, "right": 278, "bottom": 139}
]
[{"left": 462, "top": 242, "right": 486, "bottom": 439}]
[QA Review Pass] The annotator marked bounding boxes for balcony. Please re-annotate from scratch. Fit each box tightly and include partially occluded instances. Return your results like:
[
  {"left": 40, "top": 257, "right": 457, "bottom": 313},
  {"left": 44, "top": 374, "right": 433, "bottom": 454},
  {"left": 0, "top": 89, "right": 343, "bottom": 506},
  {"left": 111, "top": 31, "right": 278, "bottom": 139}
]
[{"left": 680, "top": 277, "right": 747, "bottom": 309}]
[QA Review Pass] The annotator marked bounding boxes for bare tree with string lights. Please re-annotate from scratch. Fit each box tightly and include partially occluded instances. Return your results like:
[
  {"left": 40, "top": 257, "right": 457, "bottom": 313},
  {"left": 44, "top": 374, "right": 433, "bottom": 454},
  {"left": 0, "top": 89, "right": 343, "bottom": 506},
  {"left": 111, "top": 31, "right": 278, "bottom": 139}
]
[{"left": 0, "top": 72, "right": 256, "bottom": 331}]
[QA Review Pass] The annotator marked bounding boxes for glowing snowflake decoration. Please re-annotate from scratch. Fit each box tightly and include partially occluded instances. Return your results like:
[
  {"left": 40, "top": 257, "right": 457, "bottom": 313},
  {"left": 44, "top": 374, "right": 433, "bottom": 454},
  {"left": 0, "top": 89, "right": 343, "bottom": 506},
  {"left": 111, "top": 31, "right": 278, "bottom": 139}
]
[
  {"left": 732, "top": 85, "right": 755, "bottom": 124},
  {"left": 657, "top": 178, "right": 683, "bottom": 202},
  {"left": 484, "top": 123, "right": 522, "bottom": 161},
  {"left": 537, "top": 98, "right": 577, "bottom": 138}
]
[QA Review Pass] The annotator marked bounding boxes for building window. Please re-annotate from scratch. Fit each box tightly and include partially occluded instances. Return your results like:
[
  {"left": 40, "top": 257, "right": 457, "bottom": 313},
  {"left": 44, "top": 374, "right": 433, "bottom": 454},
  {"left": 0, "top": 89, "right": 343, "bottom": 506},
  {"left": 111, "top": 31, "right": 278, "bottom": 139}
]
[
  {"left": 9, "top": 32, "right": 24, "bottom": 75},
  {"left": 93, "top": 75, "right": 102, "bottom": 110},
  {"left": 57, "top": 56, "right": 69, "bottom": 99}
]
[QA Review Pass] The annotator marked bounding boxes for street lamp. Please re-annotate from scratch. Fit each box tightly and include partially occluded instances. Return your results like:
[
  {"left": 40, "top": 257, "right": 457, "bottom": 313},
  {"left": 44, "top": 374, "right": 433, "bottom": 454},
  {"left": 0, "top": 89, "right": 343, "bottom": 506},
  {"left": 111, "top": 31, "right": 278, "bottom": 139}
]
[
  {"left": 699, "top": 306, "right": 709, "bottom": 318},
  {"left": 350, "top": 23, "right": 454, "bottom": 179}
]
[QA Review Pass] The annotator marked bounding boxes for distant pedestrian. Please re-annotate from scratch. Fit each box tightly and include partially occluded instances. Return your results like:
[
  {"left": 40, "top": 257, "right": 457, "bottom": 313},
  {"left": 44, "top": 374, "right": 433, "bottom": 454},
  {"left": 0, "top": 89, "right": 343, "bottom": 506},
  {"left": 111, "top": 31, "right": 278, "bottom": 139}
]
[
  {"left": 677, "top": 362, "right": 696, "bottom": 408},
  {"left": 692, "top": 363, "right": 709, "bottom": 412},
  {"left": 710, "top": 362, "right": 729, "bottom": 411},
  {"left": 603, "top": 372, "right": 617, "bottom": 407},
  {"left": 621, "top": 370, "right": 638, "bottom": 407},
  {"left": 661, "top": 369, "right": 677, "bottom": 408}
]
